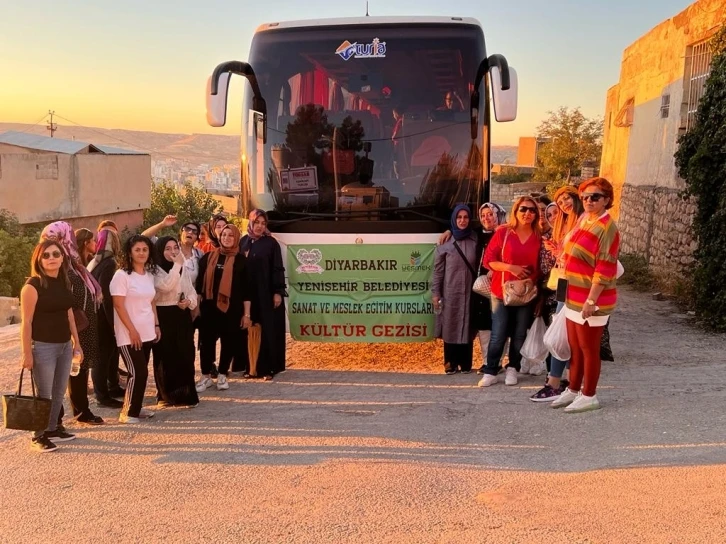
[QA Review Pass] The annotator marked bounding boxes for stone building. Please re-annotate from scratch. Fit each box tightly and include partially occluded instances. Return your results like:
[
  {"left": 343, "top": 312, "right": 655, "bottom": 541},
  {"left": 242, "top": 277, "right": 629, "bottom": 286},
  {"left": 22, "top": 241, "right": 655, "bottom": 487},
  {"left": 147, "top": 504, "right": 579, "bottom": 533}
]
[
  {"left": 0, "top": 131, "right": 150, "bottom": 231},
  {"left": 600, "top": 0, "right": 725, "bottom": 277}
]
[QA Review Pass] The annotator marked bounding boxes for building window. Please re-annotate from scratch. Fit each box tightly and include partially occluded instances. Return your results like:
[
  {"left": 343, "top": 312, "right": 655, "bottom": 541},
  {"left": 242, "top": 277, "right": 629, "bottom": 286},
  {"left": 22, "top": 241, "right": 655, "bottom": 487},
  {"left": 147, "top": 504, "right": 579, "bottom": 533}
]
[
  {"left": 660, "top": 94, "right": 670, "bottom": 118},
  {"left": 685, "top": 40, "right": 714, "bottom": 131},
  {"left": 36, "top": 155, "right": 59, "bottom": 179}
]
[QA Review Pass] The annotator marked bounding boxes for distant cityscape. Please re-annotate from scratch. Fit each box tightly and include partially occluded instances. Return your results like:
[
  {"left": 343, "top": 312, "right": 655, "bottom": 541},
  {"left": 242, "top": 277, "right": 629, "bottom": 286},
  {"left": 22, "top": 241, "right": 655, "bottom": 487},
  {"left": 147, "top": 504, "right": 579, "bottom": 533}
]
[{"left": 152, "top": 158, "right": 241, "bottom": 192}]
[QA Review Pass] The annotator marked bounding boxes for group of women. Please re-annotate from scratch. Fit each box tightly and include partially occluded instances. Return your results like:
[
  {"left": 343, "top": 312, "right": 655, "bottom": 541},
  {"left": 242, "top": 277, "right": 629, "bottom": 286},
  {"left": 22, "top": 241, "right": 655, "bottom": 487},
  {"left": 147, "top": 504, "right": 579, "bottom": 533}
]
[
  {"left": 19, "top": 210, "right": 286, "bottom": 452},
  {"left": 433, "top": 177, "right": 621, "bottom": 414}
]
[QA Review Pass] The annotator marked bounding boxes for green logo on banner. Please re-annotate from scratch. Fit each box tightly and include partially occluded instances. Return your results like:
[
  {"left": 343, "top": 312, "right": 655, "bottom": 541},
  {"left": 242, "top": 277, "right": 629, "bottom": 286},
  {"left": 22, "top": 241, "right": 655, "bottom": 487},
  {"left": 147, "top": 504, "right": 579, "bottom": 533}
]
[{"left": 287, "top": 244, "right": 435, "bottom": 343}]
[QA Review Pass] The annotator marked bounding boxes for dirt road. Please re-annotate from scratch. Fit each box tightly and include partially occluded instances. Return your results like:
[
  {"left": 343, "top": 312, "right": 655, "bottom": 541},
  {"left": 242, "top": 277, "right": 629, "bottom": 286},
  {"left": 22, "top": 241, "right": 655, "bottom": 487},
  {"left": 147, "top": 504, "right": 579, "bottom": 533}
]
[{"left": 1, "top": 287, "right": 725, "bottom": 543}]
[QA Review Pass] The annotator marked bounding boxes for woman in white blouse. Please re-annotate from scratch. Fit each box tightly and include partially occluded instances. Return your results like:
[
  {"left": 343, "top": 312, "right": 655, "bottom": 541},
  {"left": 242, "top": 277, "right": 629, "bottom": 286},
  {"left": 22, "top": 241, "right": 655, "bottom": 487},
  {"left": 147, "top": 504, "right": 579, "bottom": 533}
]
[{"left": 152, "top": 236, "right": 199, "bottom": 408}]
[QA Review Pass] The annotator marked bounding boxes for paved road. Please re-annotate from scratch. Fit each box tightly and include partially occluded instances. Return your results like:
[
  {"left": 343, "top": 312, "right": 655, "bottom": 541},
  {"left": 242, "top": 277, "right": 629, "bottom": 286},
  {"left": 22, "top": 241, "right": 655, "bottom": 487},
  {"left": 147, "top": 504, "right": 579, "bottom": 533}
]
[{"left": 1, "top": 289, "right": 725, "bottom": 543}]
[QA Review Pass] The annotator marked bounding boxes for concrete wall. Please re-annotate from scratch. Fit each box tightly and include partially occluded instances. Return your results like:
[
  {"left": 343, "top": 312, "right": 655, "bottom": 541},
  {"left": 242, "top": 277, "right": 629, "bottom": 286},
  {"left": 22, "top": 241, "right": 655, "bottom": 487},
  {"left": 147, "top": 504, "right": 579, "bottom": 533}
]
[
  {"left": 0, "top": 151, "right": 150, "bottom": 226},
  {"left": 0, "top": 153, "right": 74, "bottom": 221},
  {"left": 600, "top": 0, "right": 725, "bottom": 272},
  {"left": 75, "top": 154, "right": 151, "bottom": 217}
]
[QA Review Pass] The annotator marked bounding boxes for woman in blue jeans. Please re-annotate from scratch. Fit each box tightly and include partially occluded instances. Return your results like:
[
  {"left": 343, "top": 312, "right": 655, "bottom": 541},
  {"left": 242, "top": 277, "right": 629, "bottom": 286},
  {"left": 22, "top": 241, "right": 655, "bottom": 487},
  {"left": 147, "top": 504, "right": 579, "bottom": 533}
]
[
  {"left": 479, "top": 196, "right": 542, "bottom": 387},
  {"left": 20, "top": 239, "right": 83, "bottom": 453}
]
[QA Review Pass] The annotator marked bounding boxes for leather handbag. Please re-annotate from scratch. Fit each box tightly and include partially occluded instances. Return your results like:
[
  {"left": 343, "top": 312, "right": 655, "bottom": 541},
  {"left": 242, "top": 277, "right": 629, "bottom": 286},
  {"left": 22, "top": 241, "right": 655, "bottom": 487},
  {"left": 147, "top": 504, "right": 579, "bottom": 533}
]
[
  {"left": 473, "top": 272, "right": 493, "bottom": 298},
  {"left": 500, "top": 229, "right": 538, "bottom": 306},
  {"left": 2, "top": 369, "right": 52, "bottom": 432}
]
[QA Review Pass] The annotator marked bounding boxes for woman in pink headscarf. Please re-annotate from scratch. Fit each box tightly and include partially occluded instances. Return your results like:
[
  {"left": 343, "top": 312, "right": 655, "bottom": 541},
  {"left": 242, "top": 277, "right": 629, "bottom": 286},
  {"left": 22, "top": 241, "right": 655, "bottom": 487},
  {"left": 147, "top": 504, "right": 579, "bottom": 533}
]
[
  {"left": 41, "top": 222, "right": 105, "bottom": 425},
  {"left": 236, "top": 209, "right": 287, "bottom": 379}
]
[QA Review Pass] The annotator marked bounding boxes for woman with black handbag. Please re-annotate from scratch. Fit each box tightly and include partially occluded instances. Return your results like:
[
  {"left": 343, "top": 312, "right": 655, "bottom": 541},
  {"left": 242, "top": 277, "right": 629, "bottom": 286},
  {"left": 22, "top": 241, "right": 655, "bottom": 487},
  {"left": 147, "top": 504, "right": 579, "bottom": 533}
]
[
  {"left": 432, "top": 205, "right": 478, "bottom": 374},
  {"left": 20, "top": 239, "right": 83, "bottom": 452}
]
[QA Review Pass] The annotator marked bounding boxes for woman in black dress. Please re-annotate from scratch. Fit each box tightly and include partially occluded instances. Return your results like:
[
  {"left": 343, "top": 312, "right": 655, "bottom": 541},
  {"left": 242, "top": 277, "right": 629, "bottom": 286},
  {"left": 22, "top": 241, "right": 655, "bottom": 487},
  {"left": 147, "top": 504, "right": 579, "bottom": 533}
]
[
  {"left": 151, "top": 236, "right": 199, "bottom": 407},
  {"left": 41, "top": 221, "right": 105, "bottom": 425},
  {"left": 238, "top": 209, "right": 287, "bottom": 379}
]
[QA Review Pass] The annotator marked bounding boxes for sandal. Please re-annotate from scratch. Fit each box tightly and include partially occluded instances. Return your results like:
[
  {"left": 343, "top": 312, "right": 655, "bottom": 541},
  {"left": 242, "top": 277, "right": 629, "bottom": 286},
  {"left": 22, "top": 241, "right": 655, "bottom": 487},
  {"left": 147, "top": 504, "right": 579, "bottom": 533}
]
[{"left": 263, "top": 375, "right": 273, "bottom": 381}]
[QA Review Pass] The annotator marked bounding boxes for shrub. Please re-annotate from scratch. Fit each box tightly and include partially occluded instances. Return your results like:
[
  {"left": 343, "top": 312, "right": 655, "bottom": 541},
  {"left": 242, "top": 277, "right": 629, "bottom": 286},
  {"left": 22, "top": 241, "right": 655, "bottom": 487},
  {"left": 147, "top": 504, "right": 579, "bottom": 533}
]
[
  {"left": 0, "top": 211, "right": 38, "bottom": 297},
  {"left": 618, "top": 253, "right": 654, "bottom": 292},
  {"left": 674, "top": 30, "right": 726, "bottom": 331}
]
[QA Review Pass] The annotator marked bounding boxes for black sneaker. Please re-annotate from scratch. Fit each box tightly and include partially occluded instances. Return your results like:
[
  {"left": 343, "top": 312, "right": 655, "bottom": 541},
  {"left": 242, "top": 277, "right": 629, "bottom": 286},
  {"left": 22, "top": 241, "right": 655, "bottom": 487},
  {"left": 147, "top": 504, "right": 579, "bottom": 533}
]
[
  {"left": 77, "top": 412, "right": 104, "bottom": 425},
  {"left": 530, "top": 384, "right": 562, "bottom": 403},
  {"left": 31, "top": 435, "right": 58, "bottom": 453},
  {"left": 45, "top": 429, "right": 76, "bottom": 442}
]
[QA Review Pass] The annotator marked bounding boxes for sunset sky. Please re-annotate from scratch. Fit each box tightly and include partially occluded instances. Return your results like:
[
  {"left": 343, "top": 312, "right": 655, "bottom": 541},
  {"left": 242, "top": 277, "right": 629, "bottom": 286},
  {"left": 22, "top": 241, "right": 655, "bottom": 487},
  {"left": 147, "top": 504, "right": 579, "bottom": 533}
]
[{"left": 1, "top": 0, "right": 692, "bottom": 145}]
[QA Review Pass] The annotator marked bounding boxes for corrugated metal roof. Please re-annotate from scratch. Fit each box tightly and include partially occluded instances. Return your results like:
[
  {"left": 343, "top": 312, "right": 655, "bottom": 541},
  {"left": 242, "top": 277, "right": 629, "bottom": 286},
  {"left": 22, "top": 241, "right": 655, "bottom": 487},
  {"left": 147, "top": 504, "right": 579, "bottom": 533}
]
[
  {"left": 0, "top": 131, "right": 147, "bottom": 156},
  {"left": 95, "top": 144, "right": 147, "bottom": 155}
]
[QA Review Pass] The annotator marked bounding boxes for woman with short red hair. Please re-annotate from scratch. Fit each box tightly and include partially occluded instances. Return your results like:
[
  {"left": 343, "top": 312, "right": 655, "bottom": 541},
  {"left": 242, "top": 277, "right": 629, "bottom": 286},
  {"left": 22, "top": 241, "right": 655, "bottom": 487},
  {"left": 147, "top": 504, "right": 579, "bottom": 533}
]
[{"left": 552, "top": 178, "right": 620, "bottom": 413}]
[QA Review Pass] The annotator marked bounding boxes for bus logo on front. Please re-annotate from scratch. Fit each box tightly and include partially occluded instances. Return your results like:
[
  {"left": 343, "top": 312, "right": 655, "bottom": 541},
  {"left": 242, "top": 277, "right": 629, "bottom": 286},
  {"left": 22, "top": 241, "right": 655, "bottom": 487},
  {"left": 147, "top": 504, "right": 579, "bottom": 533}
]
[{"left": 335, "top": 38, "right": 387, "bottom": 61}]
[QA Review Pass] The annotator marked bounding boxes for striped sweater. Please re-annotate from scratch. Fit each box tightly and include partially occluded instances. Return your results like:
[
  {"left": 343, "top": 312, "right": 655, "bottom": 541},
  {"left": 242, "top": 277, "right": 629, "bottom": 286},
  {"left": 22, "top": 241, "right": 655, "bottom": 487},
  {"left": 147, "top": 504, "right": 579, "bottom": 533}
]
[{"left": 563, "top": 213, "right": 620, "bottom": 316}]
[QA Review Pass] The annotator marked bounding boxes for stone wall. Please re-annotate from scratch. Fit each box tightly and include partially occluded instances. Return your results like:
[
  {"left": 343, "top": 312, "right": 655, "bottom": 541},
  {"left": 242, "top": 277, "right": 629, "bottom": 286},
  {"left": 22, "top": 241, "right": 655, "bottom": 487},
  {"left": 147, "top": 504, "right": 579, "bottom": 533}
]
[
  {"left": 0, "top": 297, "right": 20, "bottom": 327},
  {"left": 618, "top": 184, "right": 697, "bottom": 273},
  {"left": 490, "top": 181, "right": 548, "bottom": 208}
]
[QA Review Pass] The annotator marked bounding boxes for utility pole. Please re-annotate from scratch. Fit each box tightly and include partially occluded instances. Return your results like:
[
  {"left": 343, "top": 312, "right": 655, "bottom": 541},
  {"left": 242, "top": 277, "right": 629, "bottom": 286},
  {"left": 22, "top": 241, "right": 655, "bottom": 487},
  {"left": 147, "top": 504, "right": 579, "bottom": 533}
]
[{"left": 46, "top": 110, "right": 57, "bottom": 137}]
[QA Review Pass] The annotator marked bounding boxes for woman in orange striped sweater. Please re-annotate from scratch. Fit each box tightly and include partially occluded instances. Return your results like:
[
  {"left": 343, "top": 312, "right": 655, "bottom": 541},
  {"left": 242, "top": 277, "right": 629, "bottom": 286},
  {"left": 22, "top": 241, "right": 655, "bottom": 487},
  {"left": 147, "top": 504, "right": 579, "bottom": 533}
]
[{"left": 551, "top": 178, "right": 620, "bottom": 413}]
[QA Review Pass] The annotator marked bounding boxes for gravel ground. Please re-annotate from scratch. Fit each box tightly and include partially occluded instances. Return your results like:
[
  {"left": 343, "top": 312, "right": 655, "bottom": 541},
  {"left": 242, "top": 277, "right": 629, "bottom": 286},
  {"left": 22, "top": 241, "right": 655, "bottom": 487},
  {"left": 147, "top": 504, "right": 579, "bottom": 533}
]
[{"left": 1, "top": 287, "right": 726, "bottom": 543}]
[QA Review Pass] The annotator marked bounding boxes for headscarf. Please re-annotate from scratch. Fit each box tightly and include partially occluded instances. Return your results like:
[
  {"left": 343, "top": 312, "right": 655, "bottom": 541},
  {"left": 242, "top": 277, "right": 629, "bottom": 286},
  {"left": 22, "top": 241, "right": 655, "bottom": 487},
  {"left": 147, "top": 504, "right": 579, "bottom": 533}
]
[
  {"left": 479, "top": 202, "right": 506, "bottom": 231},
  {"left": 87, "top": 227, "right": 118, "bottom": 273},
  {"left": 247, "top": 209, "right": 271, "bottom": 240},
  {"left": 544, "top": 202, "right": 558, "bottom": 229},
  {"left": 155, "top": 236, "right": 178, "bottom": 274},
  {"left": 41, "top": 221, "right": 102, "bottom": 299},
  {"left": 450, "top": 204, "right": 473, "bottom": 241},
  {"left": 206, "top": 214, "right": 227, "bottom": 249},
  {"left": 203, "top": 224, "right": 241, "bottom": 313}
]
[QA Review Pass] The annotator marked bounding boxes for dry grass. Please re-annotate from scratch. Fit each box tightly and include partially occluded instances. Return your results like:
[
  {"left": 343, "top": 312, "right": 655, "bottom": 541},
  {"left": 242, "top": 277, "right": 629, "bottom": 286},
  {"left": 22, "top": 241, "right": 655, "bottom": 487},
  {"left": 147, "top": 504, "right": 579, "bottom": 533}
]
[{"left": 285, "top": 335, "right": 486, "bottom": 374}]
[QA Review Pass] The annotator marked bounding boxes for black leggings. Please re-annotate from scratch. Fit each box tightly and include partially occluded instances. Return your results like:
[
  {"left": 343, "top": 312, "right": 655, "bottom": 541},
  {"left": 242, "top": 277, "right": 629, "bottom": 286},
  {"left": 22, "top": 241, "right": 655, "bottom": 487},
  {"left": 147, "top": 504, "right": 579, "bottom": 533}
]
[
  {"left": 199, "top": 307, "right": 241, "bottom": 376},
  {"left": 119, "top": 342, "right": 152, "bottom": 418},
  {"left": 68, "top": 369, "right": 91, "bottom": 416}
]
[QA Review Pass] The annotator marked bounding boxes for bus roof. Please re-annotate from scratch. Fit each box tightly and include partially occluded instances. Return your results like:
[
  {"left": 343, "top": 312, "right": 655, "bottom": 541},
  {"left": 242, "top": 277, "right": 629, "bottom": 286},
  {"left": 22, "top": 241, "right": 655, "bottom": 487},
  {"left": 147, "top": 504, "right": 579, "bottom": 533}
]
[{"left": 254, "top": 16, "right": 482, "bottom": 34}]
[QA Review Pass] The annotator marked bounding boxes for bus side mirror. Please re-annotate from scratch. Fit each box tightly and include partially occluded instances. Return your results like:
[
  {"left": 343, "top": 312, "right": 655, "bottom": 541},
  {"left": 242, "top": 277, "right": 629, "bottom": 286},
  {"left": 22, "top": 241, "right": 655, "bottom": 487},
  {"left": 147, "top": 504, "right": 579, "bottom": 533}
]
[
  {"left": 490, "top": 66, "right": 518, "bottom": 122},
  {"left": 206, "top": 60, "right": 268, "bottom": 143},
  {"left": 207, "top": 72, "right": 231, "bottom": 127}
]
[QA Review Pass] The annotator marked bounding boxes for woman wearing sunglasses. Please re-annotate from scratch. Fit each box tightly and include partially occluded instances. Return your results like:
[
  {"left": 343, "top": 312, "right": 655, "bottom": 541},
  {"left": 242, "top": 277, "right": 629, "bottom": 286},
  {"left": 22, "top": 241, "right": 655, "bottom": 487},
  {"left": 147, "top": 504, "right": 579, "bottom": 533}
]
[
  {"left": 479, "top": 196, "right": 542, "bottom": 387},
  {"left": 20, "top": 240, "right": 83, "bottom": 452},
  {"left": 551, "top": 178, "right": 620, "bottom": 413}
]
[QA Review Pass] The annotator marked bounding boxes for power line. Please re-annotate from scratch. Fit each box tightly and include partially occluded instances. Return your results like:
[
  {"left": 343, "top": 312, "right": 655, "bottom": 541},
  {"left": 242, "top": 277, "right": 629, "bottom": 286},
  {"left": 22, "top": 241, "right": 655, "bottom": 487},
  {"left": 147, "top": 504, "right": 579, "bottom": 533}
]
[
  {"left": 17, "top": 112, "right": 50, "bottom": 133},
  {"left": 52, "top": 112, "right": 238, "bottom": 163}
]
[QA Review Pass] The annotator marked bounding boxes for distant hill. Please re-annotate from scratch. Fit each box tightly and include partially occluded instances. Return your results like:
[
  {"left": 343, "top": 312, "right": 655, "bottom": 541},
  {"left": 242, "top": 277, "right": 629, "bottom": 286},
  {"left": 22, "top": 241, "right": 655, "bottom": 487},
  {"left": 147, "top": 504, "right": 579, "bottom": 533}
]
[{"left": 0, "top": 122, "right": 518, "bottom": 167}]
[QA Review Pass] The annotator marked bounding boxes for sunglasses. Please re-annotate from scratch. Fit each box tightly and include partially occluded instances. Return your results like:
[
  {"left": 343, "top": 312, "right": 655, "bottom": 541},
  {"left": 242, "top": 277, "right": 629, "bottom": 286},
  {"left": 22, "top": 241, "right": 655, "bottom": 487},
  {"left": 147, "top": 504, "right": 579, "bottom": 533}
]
[
  {"left": 581, "top": 193, "right": 605, "bottom": 202},
  {"left": 518, "top": 206, "right": 537, "bottom": 214},
  {"left": 42, "top": 250, "right": 63, "bottom": 260},
  {"left": 182, "top": 226, "right": 199, "bottom": 234}
]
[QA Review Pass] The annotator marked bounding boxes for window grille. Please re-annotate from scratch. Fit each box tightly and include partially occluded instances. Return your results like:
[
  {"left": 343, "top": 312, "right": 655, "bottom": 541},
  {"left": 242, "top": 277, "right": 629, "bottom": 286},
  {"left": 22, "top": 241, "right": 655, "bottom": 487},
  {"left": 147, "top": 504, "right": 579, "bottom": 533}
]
[
  {"left": 660, "top": 94, "right": 670, "bottom": 119},
  {"left": 685, "top": 41, "right": 713, "bottom": 131}
]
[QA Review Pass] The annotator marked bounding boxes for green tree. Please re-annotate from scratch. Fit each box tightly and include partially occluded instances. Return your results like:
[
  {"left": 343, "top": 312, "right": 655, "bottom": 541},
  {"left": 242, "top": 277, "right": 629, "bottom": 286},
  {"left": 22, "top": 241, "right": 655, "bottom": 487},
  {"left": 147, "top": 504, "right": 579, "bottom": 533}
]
[
  {"left": 533, "top": 107, "right": 603, "bottom": 191},
  {"left": 143, "top": 180, "right": 223, "bottom": 233},
  {"left": 674, "top": 29, "right": 726, "bottom": 331},
  {"left": 0, "top": 210, "right": 38, "bottom": 297}
]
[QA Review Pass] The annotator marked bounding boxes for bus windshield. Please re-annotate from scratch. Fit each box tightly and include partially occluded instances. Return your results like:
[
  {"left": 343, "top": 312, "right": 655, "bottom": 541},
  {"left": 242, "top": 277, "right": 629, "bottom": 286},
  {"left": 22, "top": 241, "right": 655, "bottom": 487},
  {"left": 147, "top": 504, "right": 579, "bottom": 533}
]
[{"left": 241, "top": 23, "right": 489, "bottom": 232}]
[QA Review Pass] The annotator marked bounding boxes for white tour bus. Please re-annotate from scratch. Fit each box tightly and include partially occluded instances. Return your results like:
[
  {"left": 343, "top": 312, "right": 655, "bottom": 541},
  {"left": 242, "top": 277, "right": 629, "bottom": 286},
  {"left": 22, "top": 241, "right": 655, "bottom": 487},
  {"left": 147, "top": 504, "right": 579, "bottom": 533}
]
[{"left": 206, "top": 16, "right": 518, "bottom": 343}]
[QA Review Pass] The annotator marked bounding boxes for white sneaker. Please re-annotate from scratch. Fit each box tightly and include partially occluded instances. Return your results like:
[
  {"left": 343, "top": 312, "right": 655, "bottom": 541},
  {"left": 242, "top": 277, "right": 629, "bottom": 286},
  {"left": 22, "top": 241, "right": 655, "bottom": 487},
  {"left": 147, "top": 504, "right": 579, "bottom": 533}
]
[
  {"left": 504, "top": 367, "right": 518, "bottom": 386},
  {"left": 478, "top": 374, "right": 498, "bottom": 387},
  {"left": 528, "top": 362, "right": 546, "bottom": 376},
  {"left": 520, "top": 358, "right": 531, "bottom": 374},
  {"left": 551, "top": 388, "right": 579, "bottom": 409},
  {"left": 195, "top": 375, "right": 213, "bottom": 393},
  {"left": 119, "top": 413, "right": 140, "bottom": 424},
  {"left": 138, "top": 408, "right": 155, "bottom": 419},
  {"left": 216, "top": 374, "right": 229, "bottom": 390},
  {"left": 564, "top": 393, "right": 601, "bottom": 413}
]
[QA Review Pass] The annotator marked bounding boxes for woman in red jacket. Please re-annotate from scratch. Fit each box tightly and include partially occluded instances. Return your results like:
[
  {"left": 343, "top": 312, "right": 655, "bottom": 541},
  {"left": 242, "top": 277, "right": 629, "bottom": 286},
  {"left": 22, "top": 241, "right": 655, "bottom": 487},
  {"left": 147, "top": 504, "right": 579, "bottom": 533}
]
[{"left": 479, "top": 196, "right": 541, "bottom": 387}]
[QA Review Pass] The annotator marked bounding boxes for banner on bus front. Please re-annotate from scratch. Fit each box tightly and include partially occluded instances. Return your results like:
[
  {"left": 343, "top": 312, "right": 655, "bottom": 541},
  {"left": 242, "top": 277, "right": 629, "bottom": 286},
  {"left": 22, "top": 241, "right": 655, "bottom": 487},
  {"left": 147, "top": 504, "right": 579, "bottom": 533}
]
[{"left": 287, "top": 244, "right": 436, "bottom": 343}]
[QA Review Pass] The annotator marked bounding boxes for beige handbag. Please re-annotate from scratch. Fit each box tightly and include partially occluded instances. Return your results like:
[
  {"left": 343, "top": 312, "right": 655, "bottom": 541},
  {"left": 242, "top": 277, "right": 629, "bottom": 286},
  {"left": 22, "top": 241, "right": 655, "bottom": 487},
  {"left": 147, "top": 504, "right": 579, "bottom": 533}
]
[
  {"left": 500, "top": 230, "right": 538, "bottom": 306},
  {"left": 473, "top": 272, "right": 493, "bottom": 298}
]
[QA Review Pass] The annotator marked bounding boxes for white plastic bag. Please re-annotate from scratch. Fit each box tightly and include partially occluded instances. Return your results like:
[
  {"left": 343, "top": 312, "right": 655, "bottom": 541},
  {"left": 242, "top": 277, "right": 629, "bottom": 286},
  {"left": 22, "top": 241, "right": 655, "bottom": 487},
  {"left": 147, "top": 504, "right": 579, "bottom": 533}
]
[
  {"left": 543, "top": 307, "right": 571, "bottom": 361},
  {"left": 520, "top": 317, "right": 548, "bottom": 363}
]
